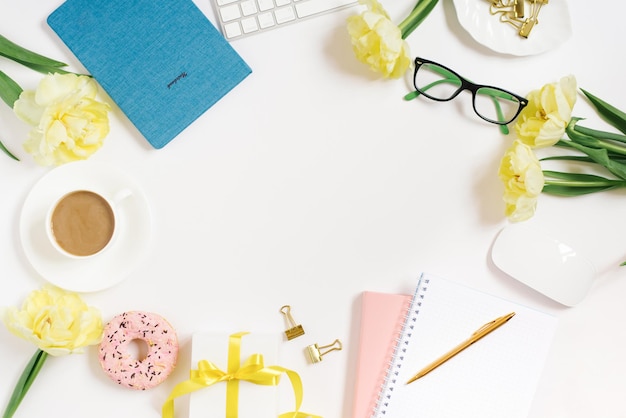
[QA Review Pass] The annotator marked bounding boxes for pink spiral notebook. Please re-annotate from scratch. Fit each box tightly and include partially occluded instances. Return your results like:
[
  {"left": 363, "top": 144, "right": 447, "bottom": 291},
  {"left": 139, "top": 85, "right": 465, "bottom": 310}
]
[{"left": 351, "top": 291, "right": 412, "bottom": 418}]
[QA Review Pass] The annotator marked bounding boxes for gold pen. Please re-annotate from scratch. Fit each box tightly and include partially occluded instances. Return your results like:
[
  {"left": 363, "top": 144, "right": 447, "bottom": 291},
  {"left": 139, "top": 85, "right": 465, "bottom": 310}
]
[{"left": 406, "top": 312, "right": 515, "bottom": 384}]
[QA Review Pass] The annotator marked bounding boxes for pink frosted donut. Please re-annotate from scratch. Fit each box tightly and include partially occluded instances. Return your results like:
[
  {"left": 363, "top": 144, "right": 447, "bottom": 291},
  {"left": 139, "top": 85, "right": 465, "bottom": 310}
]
[{"left": 98, "top": 311, "right": 178, "bottom": 390}]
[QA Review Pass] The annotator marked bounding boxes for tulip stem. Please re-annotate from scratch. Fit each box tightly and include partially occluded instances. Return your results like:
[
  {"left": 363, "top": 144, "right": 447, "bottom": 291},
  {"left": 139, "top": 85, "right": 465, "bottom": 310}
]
[
  {"left": 545, "top": 178, "right": 625, "bottom": 188},
  {"left": 2, "top": 349, "right": 48, "bottom": 418},
  {"left": 398, "top": 0, "right": 439, "bottom": 39}
]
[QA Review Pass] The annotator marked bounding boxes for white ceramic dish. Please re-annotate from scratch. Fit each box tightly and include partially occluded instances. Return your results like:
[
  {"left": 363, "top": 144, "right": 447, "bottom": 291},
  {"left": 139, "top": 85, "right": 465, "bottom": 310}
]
[
  {"left": 20, "top": 160, "right": 152, "bottom": 292},
  {"left": 491, "top": 223, "right": 595, "bottom": 306},
  {"left": 452, "top": 0, "right": 572, "bottom": 56}
]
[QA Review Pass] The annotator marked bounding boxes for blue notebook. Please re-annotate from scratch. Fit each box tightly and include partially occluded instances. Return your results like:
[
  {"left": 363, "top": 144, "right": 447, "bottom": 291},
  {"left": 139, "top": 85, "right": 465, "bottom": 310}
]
[{"left": 47, "top": 0, "right": 252, "bottom": 149}]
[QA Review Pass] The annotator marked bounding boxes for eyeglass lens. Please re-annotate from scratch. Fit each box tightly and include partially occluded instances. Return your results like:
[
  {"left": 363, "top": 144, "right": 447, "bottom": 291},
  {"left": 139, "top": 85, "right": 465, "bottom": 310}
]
[{"left": 414, "top": 62, "right": 524, "bottom": 125}]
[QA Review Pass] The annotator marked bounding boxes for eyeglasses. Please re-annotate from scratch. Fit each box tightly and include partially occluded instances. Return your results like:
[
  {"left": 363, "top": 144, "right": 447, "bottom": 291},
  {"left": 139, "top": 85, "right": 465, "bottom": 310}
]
[{"left": 404, "top": 57, "right": 528, "bottom": 133}]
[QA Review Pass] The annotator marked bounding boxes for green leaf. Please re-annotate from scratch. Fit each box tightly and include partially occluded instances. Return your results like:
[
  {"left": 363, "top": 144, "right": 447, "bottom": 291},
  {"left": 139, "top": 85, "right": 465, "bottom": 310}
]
[
  {"left": 543, "top": 170, "right": 622, "bottom": 183},
  {"left": 0, "top": 70, "right": 22, "bottom": 108},
  {"left": 10, "top": 60, "right": 73, "bottom": 76},
  {"left": 0, "top": 139, "right": 19, "bottom": 161},
  {"left": 542, "top": 154, "right": 626, "bottom": 164},
  {"left": 581, "top": 88, "right": 626, "bottom": 135},
  {"left": 2, "top": 349, "right": 48, "bottom": 418},
  {"left": 564, "top": 141, "right": 626, "bottom": 180},
  {"left": 542, "top": 170, "right": 626, "bottom": 196},
  {"left": 542, "top": 184, "right": 618, "bottom": 196},
  {"left": 0, "top": 34, "right": 67, "bottom": 68},
  {"left": 0, "top": 71, "right": 21, "bottom": 160},
  {"left": 541, "top": 155, "right": 594, "bottom": 163}
]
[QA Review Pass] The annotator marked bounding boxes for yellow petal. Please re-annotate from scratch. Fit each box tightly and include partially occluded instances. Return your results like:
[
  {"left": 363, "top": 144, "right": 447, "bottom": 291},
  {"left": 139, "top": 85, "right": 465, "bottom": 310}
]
[{"left": 13, "top": 91, "right": 43, "bottom": 125}]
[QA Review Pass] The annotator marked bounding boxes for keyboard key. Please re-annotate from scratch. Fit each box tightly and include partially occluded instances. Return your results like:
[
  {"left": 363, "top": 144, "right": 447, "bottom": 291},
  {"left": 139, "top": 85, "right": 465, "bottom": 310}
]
[
  {"left": 258, "top": 12, "right": 276, "bottom": 28},
  {"left": 220, "top": 4, "right": 241, "bottom": 22},
  {"left": 257, "top": 0, "right": 274, "bottom": 11},
  {"left": 224, "top": 21, "right": 243, "bottom": 38},
  {"left": 274, "top": 6, "right": 296, "bottom": 23},
  {"left": 275, "top": 0, "right": 291, "bottom": 6},
  {"left": 241, "top": 0, "right": 258, "bottom": 16},
  {"left": 241, "top": 16, "right": 259, "bottom": 33},
  {"left": 295, "top": 0, "right": 355, "bottom": 18},
  {"left": 216, "top": 0, "right": 238, "bottom": 6}
]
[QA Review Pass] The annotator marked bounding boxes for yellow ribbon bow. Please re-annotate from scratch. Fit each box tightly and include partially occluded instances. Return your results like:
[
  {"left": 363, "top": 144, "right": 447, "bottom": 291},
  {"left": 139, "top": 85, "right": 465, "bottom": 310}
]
[{"left": 162, "top": 332, "right": 321, "bottom": 418}]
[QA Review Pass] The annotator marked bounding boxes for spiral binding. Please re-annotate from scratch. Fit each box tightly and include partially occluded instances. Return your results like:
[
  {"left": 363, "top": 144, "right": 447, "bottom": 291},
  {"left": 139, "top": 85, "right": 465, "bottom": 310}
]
[{"left": 370, "top": 274, "right": 431, "bottom": 418}]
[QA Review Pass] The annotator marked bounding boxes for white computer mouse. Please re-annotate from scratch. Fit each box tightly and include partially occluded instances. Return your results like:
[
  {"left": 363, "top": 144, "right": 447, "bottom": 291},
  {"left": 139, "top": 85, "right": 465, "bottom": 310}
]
[{"left": 491, "top": 223, "right": 596, "bottom": 307}]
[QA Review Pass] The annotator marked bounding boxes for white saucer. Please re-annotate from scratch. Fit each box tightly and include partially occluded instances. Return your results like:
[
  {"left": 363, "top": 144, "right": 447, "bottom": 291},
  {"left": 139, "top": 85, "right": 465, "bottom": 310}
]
[
  {"left": 452, "top": 0, "right": 572, "bottom": 56},
  {"left": 491, "top": 223, "right": 595, "bottom": 306},
  {"left": 20, "top": 160, "right": 152, "bottom": 292}
]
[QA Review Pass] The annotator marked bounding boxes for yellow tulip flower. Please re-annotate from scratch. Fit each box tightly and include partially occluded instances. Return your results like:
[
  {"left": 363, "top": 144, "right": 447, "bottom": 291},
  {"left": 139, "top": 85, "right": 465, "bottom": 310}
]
[
  {"left": 346, "top": 0, "right": 411, "bottom": 79},
  {"left": 3, "top": 285, "right": 103, "bottom": 356},
  {"left": 498, "top": 139, "right": 545, "bottom": 222},
  {"left": 346, "top": 0, "right": 439, "bottom": 79},
  {"left": 14, "top": 73, "right": 110, "bottom": 166},
  {"left": 514, "top": 75, "right": 577, "bottom": 148}
]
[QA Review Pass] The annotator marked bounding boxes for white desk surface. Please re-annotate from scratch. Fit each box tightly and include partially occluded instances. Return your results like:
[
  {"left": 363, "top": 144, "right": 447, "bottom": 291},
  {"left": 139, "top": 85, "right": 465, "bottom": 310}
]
[{"left": 1, "top": 1, "right": 625, "bottom": 417}]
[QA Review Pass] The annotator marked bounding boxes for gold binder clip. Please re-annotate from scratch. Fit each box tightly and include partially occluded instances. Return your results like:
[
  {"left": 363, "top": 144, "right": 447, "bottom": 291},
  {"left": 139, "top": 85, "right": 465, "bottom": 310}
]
[
  {"left": 306, "top": 339, "right": 342, "bottom": 363},
  {"left": 513, "top": 0, "right": 524, "bottom": 18},
  {"left": 280, "top": 305, "right": 305, "bottom": 340},
  {"left": 518, "top": 17, "right": 537, "bottom": 38},
  {"left": 518, "top": 0, "right": 546, "bottom": 38}
]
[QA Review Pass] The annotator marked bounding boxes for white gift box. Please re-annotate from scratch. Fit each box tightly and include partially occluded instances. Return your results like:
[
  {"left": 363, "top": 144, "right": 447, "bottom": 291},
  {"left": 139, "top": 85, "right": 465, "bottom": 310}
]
[{"left": 189, "top": 332, "right": 281, "bottom": 418}]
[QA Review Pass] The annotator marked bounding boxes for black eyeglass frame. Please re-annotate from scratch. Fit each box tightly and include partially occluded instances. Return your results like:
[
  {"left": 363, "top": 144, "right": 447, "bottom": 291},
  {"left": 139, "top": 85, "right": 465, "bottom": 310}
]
[{"left": 411, "top": 57, "right": 529, "bottom": 126}]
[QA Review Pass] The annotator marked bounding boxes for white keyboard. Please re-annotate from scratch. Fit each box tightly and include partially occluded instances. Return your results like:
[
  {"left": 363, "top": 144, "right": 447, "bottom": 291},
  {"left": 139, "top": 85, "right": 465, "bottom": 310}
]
[{"left": 212, "top": 0, "right": 358, "bottom": 40}]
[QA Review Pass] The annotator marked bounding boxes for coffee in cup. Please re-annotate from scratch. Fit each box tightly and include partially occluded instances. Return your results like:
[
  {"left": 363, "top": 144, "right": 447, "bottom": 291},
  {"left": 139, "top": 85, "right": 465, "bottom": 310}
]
[{"left": 47, "top": 190, "right": 116, "bottom": 257}]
